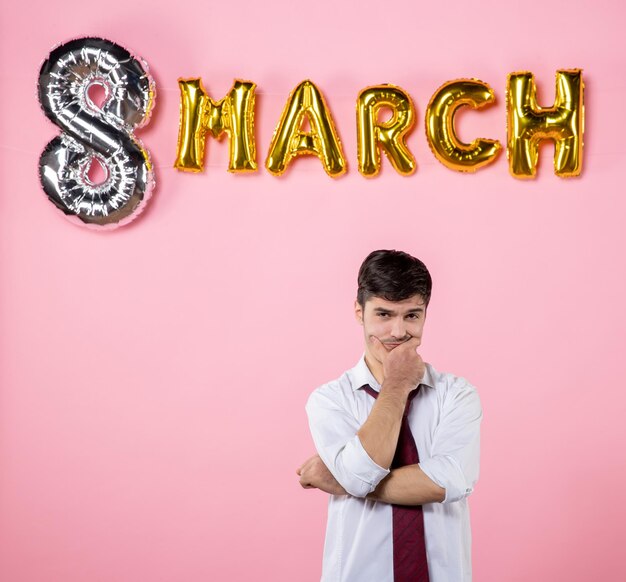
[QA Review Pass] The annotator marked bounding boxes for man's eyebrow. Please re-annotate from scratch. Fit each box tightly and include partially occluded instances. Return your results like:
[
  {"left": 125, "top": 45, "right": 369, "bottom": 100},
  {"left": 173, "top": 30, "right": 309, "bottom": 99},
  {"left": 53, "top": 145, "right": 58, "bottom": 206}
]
[{"left": 373, "top": 306, "right": 425, "bottom": 314}]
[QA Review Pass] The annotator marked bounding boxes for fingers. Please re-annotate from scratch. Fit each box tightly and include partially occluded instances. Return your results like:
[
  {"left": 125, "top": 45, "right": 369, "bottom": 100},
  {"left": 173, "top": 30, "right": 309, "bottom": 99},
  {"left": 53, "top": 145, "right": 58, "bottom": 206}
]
[
  {"left": 297, "top": 454, "right": 329, "bottom": 490},
  {"left": 299, "top": 468, "right": 316, "bottom": 489},
  {"left": 298, "top": 463, "right": 310, "bottom": 487},
  {"left": 404, "top": 335, "right": 422, "bottom": 352},
  {"left": 368, "top": 335, "right": 388, "bottom": 362},
  {"left": 370, "top": 335, "right": 385, "bottom": 348},
  {"left": 297, "top": 459, "right": 310, "bottom": 476},
  {"left": 386, "top": 336, "right": 421, "bottom": 358},
  {"left": 297, "top": 454, "right": 321, "bottom": 478}
]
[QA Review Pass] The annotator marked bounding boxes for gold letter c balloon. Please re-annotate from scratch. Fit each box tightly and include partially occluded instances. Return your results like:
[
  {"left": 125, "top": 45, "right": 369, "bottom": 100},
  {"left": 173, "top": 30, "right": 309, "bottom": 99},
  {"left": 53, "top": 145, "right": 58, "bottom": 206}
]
[{"left": 425, "top": 79, "right": 501, "bottom": 172}]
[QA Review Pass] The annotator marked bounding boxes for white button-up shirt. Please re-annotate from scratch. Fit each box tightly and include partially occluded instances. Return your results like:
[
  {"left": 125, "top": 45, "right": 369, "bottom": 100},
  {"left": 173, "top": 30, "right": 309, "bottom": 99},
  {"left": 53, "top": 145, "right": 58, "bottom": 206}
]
[{"left": 305, "top": 355, "right": 482, "bottom": 582}]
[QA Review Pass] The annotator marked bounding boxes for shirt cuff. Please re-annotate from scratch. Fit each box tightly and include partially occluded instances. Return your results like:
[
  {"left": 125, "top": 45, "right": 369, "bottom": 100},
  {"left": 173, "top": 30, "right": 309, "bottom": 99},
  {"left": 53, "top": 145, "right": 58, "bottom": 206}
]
[
  {"left": 419, "top": 456, "right": 472, "bottom": 504},
  {"left": 333, "top": 435, "right": 390, "bottom": 497}
]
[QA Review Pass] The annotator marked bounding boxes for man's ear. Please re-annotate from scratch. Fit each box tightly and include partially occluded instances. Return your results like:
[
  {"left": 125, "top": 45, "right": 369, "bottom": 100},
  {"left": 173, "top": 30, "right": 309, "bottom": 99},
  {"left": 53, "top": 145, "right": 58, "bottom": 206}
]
[{"left": 354, "top": 300, "right": 364, "bottom": 325}]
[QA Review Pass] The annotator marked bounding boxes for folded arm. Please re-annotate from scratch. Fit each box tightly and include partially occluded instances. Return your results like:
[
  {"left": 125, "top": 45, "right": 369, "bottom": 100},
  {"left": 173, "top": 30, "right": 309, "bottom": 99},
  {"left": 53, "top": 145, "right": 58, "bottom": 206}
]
[
  {"left": 302, "top": 376, "right": 481, "bottom": 505},
  {"left": 302, "top": 338, "right": 443, "bottom": 499},
  {"left": 298, "top": 455, "right": 444, "bottom": 504},
  {"left": 369, "top": 465, "right": 445, "bottom": 504}
]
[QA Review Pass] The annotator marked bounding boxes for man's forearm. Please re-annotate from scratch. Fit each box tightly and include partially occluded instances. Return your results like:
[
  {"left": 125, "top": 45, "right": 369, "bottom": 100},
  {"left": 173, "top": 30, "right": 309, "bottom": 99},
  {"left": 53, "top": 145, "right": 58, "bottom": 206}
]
[
  {"left": 367, "top": 465, "right": 446, "bottom": 505},
  {"left": 356, "top": 380, "right": 411, "bottom": 469}
]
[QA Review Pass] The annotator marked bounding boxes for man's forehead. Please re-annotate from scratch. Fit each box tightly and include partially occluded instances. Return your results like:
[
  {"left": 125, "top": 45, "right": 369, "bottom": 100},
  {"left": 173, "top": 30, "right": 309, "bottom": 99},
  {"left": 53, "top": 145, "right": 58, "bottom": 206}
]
[{"left": 367, "top": 295, "right": 426, "bottom": 310}]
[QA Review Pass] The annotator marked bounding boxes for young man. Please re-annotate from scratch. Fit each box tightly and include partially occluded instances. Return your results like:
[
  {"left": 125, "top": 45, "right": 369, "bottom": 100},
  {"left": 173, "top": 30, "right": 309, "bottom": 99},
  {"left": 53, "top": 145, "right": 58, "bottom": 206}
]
[{"left": 297, "top": 250, "right": 482, "bottom": 582}]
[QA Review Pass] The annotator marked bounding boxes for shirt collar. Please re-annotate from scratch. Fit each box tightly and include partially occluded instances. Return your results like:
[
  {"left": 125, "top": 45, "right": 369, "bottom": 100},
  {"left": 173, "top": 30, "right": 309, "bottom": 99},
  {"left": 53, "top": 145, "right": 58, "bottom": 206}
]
[{"left": 348, "top": 353, "right": 435, "bottom": 392}]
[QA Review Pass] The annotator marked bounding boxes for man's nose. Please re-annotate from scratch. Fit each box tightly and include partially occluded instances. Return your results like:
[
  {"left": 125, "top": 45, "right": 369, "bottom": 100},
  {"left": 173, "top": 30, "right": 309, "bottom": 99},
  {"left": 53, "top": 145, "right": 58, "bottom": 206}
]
[{"left": 390, "top": 317, "right": 406, "bottom": 339}]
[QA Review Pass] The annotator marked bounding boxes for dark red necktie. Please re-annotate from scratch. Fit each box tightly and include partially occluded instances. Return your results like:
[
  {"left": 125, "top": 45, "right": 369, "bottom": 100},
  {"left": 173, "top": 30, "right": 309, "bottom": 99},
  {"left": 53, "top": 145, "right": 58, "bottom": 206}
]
[{"left": 361, "top": 384, "right": 430, "bottom": 582}]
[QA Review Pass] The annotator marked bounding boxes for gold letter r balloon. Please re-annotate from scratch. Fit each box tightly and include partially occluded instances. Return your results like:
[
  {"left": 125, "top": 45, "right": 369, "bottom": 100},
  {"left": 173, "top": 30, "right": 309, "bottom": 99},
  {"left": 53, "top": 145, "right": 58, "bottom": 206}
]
[{"left": 356, "top": 85, "right": 417, "bottom": 177}]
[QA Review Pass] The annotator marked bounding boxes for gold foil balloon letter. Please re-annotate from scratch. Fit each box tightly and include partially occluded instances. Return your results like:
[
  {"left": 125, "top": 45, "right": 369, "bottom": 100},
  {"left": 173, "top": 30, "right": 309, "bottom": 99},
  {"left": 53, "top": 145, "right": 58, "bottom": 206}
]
[
  {"left": 356, "top": 85, "right": 416, "bottom": 177},
  {"left": 506, "top": 70, "right": 584, "bottom": 178},
  {"left": 175, "top": 79, "right": 257, "bottom": 172},
  {"left": 265, "top": 80, "right": 346, "bottom": 177},
  {"left": 425, "top": 79, "right": 501, "bottom": 172}
]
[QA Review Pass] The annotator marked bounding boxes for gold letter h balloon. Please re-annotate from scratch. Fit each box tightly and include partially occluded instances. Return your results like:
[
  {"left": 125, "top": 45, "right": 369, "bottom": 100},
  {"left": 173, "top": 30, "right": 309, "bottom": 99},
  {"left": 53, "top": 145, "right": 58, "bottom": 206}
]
[{"left": 507, "top": 70, "right": 584, "bottom": 178}]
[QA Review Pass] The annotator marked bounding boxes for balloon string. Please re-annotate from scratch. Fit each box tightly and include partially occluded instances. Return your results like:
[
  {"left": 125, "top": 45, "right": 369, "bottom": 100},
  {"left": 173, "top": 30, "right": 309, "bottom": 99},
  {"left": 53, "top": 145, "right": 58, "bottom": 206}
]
[
  {"left": 1, "top": 143, "right": 618, "bottom": 172},
  {"left": 154, "top": 87, "right": 360, "bottom": 98},
  {"left": 0, "top": 142, "right": 442, "bottom": 170},
  {"left": 0, "top": 144, "right": 38, "bottom": 156}
]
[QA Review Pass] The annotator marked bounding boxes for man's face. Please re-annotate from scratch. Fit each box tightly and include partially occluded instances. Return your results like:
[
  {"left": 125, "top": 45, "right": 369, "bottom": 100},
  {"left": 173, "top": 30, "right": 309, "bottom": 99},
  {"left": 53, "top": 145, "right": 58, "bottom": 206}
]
[{"left": 355, "top": 295, "right": 427, "bottom": 361}]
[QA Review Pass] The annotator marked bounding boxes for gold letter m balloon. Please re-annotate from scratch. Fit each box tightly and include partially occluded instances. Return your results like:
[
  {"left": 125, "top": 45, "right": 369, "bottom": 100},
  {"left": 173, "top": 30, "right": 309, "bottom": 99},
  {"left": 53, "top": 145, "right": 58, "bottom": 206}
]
[
  {"left": 507, "top": 70, "right": 584, "bottom": 178},
  {"left": 175, "top": 79, "right": 257, "bottom": 172}
]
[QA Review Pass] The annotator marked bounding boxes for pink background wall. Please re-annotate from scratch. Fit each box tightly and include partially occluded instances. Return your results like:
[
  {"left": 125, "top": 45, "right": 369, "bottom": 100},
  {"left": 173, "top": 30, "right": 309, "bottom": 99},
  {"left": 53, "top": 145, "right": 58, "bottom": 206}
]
[{"left": 1, "top": 1, "right": 625, "bottom": 580}]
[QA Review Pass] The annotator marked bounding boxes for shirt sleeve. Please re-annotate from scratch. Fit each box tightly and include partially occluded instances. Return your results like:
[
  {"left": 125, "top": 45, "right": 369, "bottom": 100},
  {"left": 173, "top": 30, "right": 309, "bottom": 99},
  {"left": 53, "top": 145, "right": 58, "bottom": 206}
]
[
  {"left": 418, "top": 380, "right": 482, "bottom": 504},
  {"left": 306, "top": 386, "right": 390, "bottom": 498}
]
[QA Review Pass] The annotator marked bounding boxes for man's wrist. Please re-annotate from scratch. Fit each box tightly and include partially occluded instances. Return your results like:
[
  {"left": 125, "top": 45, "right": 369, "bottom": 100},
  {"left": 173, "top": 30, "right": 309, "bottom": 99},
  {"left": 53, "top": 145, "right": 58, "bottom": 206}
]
[{"left": 380, "top": 377, "right": 415, "bottom": 398}]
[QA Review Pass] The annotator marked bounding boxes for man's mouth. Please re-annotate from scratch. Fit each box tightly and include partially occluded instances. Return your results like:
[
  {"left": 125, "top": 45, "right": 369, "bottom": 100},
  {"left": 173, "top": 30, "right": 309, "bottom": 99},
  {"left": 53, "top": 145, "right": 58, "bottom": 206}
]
[{"left": 382, "top": 338, "right": 411, "bottom": 349}]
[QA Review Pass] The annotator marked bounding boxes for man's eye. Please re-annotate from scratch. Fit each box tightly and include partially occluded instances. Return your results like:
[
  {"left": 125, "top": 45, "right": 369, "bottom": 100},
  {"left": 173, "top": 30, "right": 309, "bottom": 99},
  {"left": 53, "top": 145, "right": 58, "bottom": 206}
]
[
  {"left": 378, "top": 313, "right": 389, "bottom": 318},
  {"left": 406, "top": 314, "right": 419, "bottom": 320}
]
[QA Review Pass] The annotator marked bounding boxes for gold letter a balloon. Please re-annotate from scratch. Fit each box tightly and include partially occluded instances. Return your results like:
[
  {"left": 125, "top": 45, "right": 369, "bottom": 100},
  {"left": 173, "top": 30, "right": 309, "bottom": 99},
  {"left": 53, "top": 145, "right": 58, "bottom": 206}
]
[{"left": 265, "top": 80, "right": 347, "bottom": 177}]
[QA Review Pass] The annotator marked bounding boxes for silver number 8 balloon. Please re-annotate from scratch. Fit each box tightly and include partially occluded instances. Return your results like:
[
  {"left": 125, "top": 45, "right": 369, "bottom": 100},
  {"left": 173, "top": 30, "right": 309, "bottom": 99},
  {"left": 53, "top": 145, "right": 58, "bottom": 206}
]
[{"left": 38, "top": 37, "right": 156, "bottom": 229}]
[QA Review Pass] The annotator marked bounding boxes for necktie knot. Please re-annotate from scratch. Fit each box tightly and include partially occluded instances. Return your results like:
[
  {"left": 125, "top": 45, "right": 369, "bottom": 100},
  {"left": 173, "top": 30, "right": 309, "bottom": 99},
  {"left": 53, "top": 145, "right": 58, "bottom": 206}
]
[{"left": 360, "top": 383, "right": 422, "bottom": 415}]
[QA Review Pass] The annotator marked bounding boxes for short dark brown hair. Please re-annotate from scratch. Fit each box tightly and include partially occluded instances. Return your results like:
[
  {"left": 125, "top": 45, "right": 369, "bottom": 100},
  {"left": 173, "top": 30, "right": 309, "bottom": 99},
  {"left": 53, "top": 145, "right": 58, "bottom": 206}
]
[{"left": 357, "top": 250, "right": 432, "bottom": 307}]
